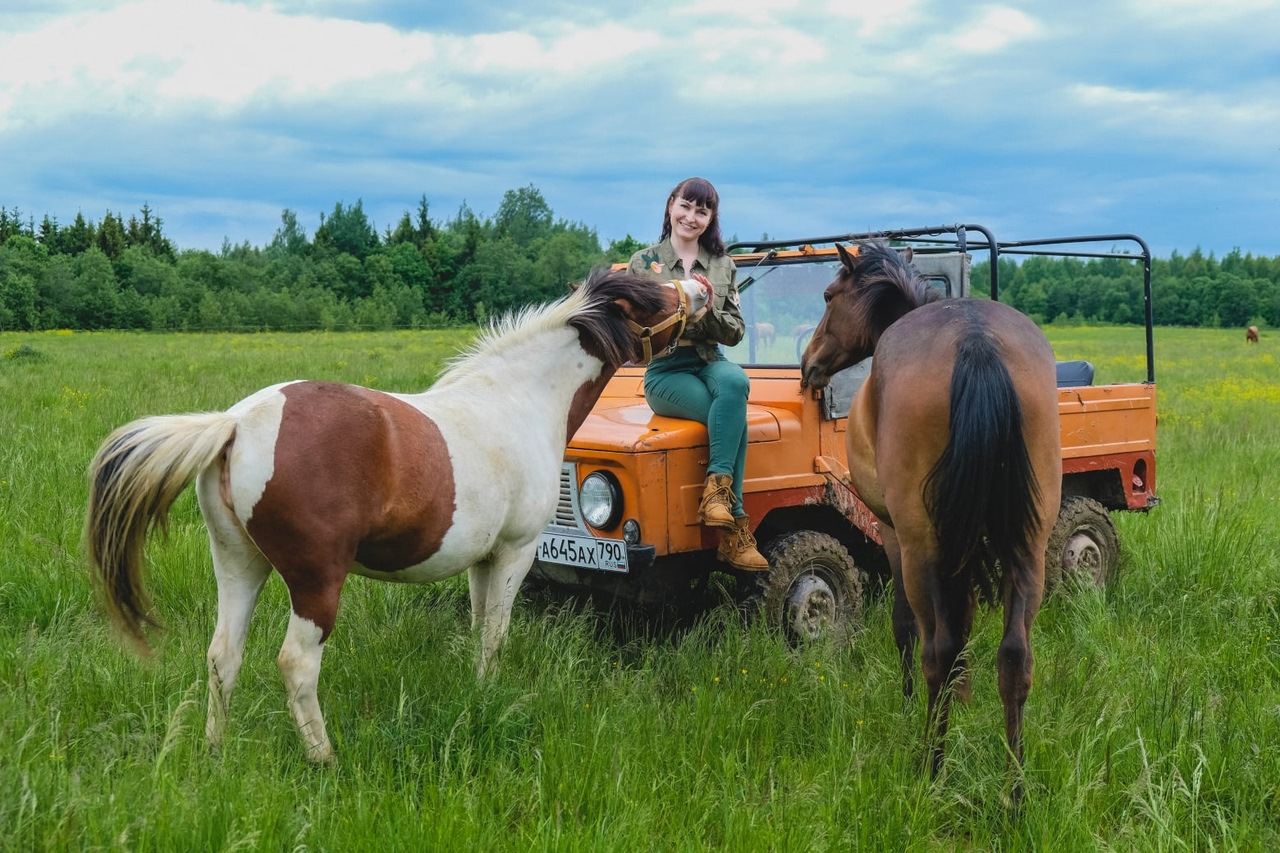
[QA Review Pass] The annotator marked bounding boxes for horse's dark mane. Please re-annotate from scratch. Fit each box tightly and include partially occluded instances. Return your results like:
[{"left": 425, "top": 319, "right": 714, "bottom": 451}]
[
  {"left": 843, "top": 241, "right": 941, "bottom": 337},
  {"left": 436, "top": 268, "right": 667, "bottom": 384},
  {"left": 570, "top": 268, "right": 669, "bottom": 366}
]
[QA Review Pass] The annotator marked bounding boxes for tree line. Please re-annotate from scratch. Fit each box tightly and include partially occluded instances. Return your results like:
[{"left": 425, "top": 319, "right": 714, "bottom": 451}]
[
  {"left": 974, "top": 249, "right": 1280, "bottom": 329},
  {"left": 1, "top": 190, "right": 1277, "bottom": 332},
  {"left": 0, "top": 188, "right": 646, "bottom": 333}
]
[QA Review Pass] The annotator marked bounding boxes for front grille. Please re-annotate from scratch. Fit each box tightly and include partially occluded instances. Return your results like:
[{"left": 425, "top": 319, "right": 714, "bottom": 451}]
[{"left": 549, "top": 462, "right": 585, "bottom": 532}]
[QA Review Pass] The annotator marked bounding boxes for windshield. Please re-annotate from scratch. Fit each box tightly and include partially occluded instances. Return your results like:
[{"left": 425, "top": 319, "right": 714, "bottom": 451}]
[{"left": 723, "top": 257, "right": 843, "bottom": 366}]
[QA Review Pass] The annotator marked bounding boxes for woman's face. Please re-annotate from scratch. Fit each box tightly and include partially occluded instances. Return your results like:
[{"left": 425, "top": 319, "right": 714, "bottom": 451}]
[{"left": 667, "top": 195, "right": 713, "bottom": 243}]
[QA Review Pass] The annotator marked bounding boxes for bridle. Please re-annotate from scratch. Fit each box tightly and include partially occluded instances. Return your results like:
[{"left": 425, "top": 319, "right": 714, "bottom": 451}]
[{"left": 625, "top": 280, "right": 692, "bottom": 366}]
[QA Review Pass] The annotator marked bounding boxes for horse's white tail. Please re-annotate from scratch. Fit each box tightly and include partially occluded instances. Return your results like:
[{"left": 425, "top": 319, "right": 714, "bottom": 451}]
[{"left": 85, "top": 412, "right": 239, "bottom": 652}]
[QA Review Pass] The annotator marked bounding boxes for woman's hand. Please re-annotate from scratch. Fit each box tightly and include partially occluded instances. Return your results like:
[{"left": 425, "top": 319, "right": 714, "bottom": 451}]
[
  {"left": 690, "top": 274, "right": 713, "bottom": 321},
  {"left": 691, "top": 274, "right": 714, "bottom": 299}
]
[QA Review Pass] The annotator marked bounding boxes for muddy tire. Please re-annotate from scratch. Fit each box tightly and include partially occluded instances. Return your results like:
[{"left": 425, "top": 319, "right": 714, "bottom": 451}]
[
  {"left": 749, "top": 531, "right": 865, "bottom": 643},
  {"left": 1044, "top": 496, "right": 1120, "bottom": 592}
]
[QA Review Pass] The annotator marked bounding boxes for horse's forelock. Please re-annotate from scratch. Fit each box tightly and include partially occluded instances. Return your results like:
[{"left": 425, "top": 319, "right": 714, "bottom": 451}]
[
  {"left": 857, "top": 241, "right": 935, "bottom": 304},
  {"left": 845, "top": 241, "right": 938, "bottom": 334},
  {"left": 435, "top": 270, "right": 673, "bottom": 381},
  {"left": 584, "top": 268, "right": 668, "bottom": 314},
  {"left": 567, "top": 269, "right": 670, "bottom": 366}
]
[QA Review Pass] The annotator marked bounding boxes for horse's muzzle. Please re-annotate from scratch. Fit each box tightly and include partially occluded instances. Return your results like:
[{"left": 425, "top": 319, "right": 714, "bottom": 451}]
[{"left": 800, "top": 362, "right": 830, "bottom": 391}]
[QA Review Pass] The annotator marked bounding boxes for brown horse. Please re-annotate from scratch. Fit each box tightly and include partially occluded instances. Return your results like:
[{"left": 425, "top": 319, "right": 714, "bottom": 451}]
[
  {"left": 800, "top": 242, "right": 1061, "bottom": 802},
  {"left": 1246, "top": 325, "right": 1259, "bottom": 343},
  {"left": 85, "top": 270, "right": 706, "bottom": 763}
]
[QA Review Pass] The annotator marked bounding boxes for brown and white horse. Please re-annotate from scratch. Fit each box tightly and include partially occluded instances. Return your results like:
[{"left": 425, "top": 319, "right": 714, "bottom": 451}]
[
  {"left": 85, "top": 270, "right": 706, "bottom": 763},
  {"left": 1246, "top": 325, "right": 1259, "bottom": 343},
  {"left": 800, "top": 242, "right": 1060, "bottom": 806}
]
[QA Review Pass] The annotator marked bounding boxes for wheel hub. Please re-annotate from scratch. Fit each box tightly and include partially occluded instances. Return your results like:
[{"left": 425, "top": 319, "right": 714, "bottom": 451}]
[
  {"left": 1063, "top": 533, "right": 1104, "bottom": 585},
  {"left": 785, "top": 574, "right": 836, "bottom": 640}
]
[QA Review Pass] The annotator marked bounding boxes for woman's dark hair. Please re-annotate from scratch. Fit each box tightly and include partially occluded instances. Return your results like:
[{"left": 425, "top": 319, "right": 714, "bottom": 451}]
[{"left": 660, "top": 177, "right": 725, "bottom": 257}]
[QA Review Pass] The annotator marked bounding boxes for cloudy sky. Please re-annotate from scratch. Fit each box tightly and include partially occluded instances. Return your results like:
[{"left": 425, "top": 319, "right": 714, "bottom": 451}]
[{"left": 2, "top": 0, "right": 1277, "bottom": 258}]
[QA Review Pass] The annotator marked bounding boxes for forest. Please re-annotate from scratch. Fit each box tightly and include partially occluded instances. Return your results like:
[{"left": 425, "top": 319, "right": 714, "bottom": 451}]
[{"left": 2, "top": 188, "right": 1277, "bottom": 332}]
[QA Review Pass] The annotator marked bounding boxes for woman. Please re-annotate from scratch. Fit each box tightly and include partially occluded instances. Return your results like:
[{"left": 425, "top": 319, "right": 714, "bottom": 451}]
[{"left": 627, "top": 177, "right": 768, "bottom": 572}]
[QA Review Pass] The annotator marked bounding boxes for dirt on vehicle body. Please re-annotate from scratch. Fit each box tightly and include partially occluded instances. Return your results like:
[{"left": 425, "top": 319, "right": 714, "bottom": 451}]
[{"left": 529, "top": 226, "right": 1159, "bottom": 639}]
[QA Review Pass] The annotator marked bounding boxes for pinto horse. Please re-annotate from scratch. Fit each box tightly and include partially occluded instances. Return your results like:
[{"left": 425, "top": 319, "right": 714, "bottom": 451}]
[
  {"left": 1247, "top": 325, "right": 1259, "bottom": 343},
  {"left": 85, "top": 270, "right": 707, "bottom": 763},
  {"left": 800, "top": 242, "right": 1060, "bottom": 801}
]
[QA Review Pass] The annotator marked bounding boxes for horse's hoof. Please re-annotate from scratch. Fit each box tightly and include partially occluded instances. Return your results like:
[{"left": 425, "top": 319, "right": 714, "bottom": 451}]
[
  {"left": 205, "top": 727, "right": 223, "bottom": 755},
  {"left": 1000, "top": 784, "right": 1024, "bottom": 815}
]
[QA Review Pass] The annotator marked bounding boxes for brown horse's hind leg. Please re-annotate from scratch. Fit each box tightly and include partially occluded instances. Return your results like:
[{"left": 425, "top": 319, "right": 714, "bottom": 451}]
[
  {"left": 998, "top": 578, "right": 1041, "bottom": 806},
  {"left": 892, "top": 582, "right": 918, "bottom": 700},
  {"left": 954, "top": 594, "right": 975, "bottom": 704},
  {"left": 917, "top": 571, "right": 975, "bottom": 779},
  {"left": 886, "top": 539, "right": 918, "bottom": 702}
]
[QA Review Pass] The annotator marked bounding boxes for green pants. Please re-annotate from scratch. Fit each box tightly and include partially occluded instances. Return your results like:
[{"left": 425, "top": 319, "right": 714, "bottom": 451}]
[{"left": 644, "top": 348, "right": 751, "bottom": 516}]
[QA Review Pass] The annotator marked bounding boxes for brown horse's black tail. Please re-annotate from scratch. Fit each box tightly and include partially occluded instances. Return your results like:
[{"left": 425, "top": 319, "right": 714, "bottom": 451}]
[{"left": 923, "top": 325, "right": 1043, "bottom": 601}]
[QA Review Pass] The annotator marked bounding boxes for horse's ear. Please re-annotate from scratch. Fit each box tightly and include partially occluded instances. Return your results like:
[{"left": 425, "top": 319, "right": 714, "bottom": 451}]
[
  {"left": 836, "top": 242, "right": 859, "bottom": 271},
  {"left": 901, "top": 246, "right": 914, "bottom": 263}
]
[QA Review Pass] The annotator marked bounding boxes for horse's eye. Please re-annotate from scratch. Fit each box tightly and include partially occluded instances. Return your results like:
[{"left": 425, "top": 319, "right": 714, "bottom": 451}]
[{"left": 823, "top": 292, "right": 833, "bottom": 304}]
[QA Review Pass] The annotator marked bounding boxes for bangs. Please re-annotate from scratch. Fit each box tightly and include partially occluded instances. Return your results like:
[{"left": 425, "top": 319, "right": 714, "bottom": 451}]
[{"left": 674, "top": 177, "right": 718, "bottom": 211}]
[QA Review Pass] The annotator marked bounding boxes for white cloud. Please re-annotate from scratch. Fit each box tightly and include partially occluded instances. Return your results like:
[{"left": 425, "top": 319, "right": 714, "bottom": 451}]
[
  {"left": 683, "top": 0, "right": 799, "bottom": 24},
  {"left": 684, "top": 26, "right": 837, "bottom": 101},
  {"left": 455, "top": 22, "right": 659, "bottom": 75},
  {"left": 0, "top": 1, "right": 429, "bottom": 124},
  {"left": 0, "top": 0, "right": 662, "bottom": 130},
  {"left": 647, "top": 2, "right": 1039, "bottom": 106},
  {"left": 1071, "top": 83, "right": 1280, "bottom": 157},
  {"left": 882, "top": 5, "right": 1043, "bottom": 83},
  {"left": 1127, "top": 0, "right": 1280, "bottom": 23},
  {"left": 954, "top": 7, "right": 1041, "bottom": 53},
  {"left": 1, "top": 0, "right": 1278, "bottom": 256},
  {"left": 818, "top": 0, "right": 925, "bottom": 37}
]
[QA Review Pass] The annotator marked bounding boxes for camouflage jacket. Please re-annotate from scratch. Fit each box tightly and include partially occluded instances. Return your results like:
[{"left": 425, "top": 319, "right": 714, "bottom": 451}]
[{"left": 627, "top": 239, "right": 745, "bottom": 362}]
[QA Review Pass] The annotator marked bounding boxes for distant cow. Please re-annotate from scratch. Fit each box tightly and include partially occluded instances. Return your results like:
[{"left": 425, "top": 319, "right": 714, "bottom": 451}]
[
  {"left": 753, "top": 322, "right": 775, "bottom": 348},
  {"left": 1246, "top": 325, "right": 1259, "bottom": 343}
]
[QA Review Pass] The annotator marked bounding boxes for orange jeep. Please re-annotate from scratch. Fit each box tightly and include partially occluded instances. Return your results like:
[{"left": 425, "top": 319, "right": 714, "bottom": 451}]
[{"left": 529, "top": 227, "right": 1158, "bottom": 639}]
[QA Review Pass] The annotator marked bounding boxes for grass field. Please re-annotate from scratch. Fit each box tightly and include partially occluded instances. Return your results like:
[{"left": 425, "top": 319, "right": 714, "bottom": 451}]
[{"left": 1, "top": 325, "right": 1278, "bottom": 850}]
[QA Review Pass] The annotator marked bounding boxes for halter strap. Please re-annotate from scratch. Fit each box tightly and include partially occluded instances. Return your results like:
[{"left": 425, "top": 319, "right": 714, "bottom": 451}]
[{"left": 626, "top": 280, "right": 691, "bottom": 366}]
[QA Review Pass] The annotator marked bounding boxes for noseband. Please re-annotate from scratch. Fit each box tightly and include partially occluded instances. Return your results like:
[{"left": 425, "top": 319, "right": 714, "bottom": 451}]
[{"left": 626, "top": 281, "right": 692, "bottom": 366}]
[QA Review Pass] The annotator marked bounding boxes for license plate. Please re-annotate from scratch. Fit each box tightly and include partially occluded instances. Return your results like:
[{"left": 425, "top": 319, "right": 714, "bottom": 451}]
[{"left": 536, "top": 532, "right": 629, "bottom": 573}]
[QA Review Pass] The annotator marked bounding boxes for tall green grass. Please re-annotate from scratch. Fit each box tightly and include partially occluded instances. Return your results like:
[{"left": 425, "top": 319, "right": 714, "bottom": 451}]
[{"left": 1, "top": 327, "right": 1277, "bottom": 850}]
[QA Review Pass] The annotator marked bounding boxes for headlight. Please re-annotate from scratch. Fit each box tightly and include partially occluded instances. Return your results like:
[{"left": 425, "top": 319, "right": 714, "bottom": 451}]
[{"left": 579, "top": 471, "right": 622, "bottom": 530}]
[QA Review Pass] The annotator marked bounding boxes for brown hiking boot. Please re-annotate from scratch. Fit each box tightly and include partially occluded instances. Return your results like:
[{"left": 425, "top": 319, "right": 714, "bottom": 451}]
[
  {"left": 717, "top": 516, "right": 770, "bottom": 571},
  {"left": 698, "top": 473, "right": 736, "bottom": 529}
]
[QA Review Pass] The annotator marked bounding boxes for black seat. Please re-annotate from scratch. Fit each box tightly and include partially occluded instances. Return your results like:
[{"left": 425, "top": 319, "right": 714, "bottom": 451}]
[{"left": 1055, "top": 360, "right": 1095, "bottom": 388}]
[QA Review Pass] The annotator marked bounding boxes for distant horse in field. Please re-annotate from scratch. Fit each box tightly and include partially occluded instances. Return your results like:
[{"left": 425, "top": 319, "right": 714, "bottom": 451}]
[
  {"left": 800, "top": 242, "right": 1060, "bottom": 804},
  {"left": 85, "top": 270, "right": 707, "bottom": 763},
  {"left": 753, "top": 322, "right": 776, "bottom": 348},
  {"left": 1246, "top": 325, "right": 1259, "bottom": 343}
]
